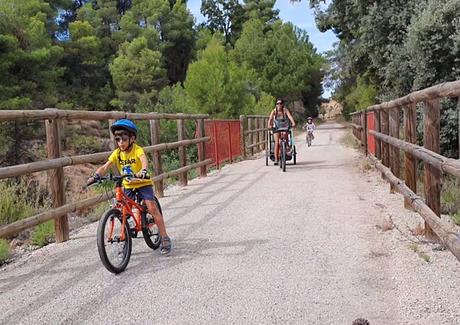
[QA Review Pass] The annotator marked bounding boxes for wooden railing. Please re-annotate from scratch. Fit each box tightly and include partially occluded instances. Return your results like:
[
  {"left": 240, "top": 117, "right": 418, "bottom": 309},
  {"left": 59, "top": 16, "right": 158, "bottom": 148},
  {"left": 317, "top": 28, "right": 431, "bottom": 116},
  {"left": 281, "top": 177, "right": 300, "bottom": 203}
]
[
  {"left": 0, "top": 109, "right": 211, "bottom": 241},
  {"left": 350, "top": 80, "right": 460, "bottom": 262},
  {"left": 240, "top": 115, "right": 270, "bottom": 158}
]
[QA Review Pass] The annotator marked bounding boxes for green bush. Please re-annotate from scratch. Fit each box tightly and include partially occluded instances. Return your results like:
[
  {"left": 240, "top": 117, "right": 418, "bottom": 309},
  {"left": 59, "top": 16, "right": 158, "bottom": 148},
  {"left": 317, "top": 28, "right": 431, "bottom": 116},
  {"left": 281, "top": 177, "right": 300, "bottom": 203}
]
[
  {"left": 0, "top": 180, "right": 36, "bottom": 226},
  {"left": 70, "top": 135, "right": 101, "bottom": 154},
  {"left": 452, "top": 211, "right": 460, "bottom": 226},
  {"left": 441, "top": 177, "right": 460, "bottom": 214},
  {"left": 0, "top": 239, "right": 10, "bottom": 264},
  {"left": 31, "top": 221, "right": 55, "bottom": 247}
]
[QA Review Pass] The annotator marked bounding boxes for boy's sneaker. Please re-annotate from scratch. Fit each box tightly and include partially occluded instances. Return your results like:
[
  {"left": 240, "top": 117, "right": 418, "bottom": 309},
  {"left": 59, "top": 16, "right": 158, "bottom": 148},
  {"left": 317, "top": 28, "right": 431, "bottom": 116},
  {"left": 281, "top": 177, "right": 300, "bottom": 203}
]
[{"left": 160, "top": 236, "right": 172, "bottom": 255}]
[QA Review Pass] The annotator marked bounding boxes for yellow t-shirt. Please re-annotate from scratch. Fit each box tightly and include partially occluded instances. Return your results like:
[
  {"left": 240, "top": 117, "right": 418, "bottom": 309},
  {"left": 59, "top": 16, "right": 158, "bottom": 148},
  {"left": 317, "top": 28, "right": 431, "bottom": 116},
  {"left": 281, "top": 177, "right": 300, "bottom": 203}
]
[{"left": 108, "top": 143, "right": 153, "bottom": 189}]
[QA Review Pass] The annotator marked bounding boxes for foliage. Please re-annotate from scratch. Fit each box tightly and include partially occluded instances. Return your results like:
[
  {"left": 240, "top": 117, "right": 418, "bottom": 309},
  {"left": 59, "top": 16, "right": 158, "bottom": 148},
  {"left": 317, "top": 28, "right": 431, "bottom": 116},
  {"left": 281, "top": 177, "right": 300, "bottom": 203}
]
[
  {"left": 69, "top": 134, "right": 102, "bottom": 154},
  {"left": 0, "top": 0, "right": 64, "bottom": 109},
  {"left": 441, "top": 176, "right": 460, "bottom": 214},
  {"left": 31, "top": 220, "right": 55, "bottom": 247},
  {"left": 110, "top": 36, "right": 166, "bottom": 111},
  {"left": 184, "top": 37, "right": 255, "bottom": 118},
  {"left": 0, "top": 239, "right": 9, "bottom": 264},
  {"left": 0, "top": 180, "right": 39, "bottom": 226}
]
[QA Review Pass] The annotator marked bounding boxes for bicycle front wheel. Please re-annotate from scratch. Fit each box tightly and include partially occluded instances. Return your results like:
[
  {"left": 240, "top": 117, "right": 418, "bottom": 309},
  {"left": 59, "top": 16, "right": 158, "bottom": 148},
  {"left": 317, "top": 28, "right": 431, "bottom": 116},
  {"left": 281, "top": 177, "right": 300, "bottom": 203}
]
[
  {"left": 97, "top": 208, "right": 132, "bottom": 274},
  {"left": 281, "top": 141, "right": 286, "bottom": 172},
  {"left": 142, "top": 197, "right": 161, "bottom": 250}
]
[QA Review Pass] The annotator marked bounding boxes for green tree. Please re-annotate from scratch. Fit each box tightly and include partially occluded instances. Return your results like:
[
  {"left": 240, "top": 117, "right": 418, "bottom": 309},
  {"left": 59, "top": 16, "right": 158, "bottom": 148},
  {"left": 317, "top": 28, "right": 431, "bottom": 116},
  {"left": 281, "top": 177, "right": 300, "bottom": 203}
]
[
  {"left": 200, "top": 0, "right": 245, "bottom": 46},
  {"left": 0, "top": 0, "right": 64, "bottom": 109},
  {"left": 184, "top": 37, "right": 255, "bottom": 118},
  {"left": 109, "top": 36, "right": 166, "bottom": 111}
]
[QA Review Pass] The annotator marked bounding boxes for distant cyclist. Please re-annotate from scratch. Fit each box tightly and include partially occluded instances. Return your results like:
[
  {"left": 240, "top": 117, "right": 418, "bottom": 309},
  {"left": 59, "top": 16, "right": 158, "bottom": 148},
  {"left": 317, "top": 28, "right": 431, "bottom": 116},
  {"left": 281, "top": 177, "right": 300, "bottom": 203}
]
[
  {"left": 302, "top": 117, "right": 316, "bottom": 140},
  {"left": 267, "top": 99, "right": 296, "bottom": 165}
]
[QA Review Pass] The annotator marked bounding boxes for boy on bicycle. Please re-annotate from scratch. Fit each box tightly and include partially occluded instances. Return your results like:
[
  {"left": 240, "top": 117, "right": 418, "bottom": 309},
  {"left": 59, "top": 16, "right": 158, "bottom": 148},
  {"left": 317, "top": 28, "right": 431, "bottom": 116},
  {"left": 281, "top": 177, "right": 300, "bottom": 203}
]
[
  {"left": 87, "top": 119, "right": 171, "bottom": 255},
  {"left": 302, "top": 117, "right": 316, "bottom": 139}
]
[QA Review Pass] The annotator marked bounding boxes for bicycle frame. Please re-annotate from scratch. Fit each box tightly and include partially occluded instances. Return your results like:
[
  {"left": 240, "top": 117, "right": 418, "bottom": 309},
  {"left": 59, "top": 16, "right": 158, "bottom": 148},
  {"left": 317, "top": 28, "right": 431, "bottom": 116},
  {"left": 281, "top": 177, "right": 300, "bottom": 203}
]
[
  {"left": 110, "top": 183, "right": 145, "bottom": 241},
  {"left": 274, "top": 129, "right": 294, "bottom": 155}
]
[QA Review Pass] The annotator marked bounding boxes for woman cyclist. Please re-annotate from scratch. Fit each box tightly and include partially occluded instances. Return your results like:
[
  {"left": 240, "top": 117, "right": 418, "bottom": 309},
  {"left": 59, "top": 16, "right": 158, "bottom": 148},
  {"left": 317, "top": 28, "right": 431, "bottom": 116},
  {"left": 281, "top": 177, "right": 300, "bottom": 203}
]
[{"left": 267, "top": 99, "right": 296, "bottom": 165}]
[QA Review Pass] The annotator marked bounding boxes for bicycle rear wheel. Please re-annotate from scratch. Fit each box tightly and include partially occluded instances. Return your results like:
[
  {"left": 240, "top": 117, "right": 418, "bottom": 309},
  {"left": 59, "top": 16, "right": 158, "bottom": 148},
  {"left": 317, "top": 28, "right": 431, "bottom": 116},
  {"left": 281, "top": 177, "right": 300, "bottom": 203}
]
[
  {"left": 97, "top": 208, "right": 132, "bottom": 274},
  {"left": 142, "top": 197, "right": 161, "bottom": 250}
]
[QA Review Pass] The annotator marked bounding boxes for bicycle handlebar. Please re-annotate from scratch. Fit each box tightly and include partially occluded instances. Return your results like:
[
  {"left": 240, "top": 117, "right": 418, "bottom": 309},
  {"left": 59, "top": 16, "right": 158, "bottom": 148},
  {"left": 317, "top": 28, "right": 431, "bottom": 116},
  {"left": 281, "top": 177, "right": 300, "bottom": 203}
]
[{"left": 86, "top": 173, "right": 150, "bottom": 188}]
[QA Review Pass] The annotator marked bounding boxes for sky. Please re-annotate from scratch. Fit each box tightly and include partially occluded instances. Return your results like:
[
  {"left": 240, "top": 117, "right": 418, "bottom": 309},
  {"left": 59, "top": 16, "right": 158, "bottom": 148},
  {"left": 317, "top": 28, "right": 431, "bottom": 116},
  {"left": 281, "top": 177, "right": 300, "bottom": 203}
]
[{"left": 187, "top": 0, "right": 337, "bottom": 97}]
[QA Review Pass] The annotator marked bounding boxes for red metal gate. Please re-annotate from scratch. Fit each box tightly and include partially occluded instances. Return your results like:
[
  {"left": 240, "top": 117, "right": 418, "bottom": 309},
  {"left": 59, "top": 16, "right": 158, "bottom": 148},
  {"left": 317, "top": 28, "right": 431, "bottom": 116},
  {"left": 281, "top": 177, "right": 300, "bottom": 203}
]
[
  {"left": 204, "top": 120, "right": 241, "bottom": 168},
  {"left": 367, "top": 111, "right": 376, "bottom": 155}
]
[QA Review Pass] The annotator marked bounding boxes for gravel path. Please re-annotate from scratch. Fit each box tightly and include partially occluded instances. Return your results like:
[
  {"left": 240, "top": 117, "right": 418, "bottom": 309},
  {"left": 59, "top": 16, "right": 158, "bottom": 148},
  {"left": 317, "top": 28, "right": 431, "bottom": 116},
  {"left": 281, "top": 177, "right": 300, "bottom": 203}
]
[{"left": 1, "top": 121, "right": 459, "bottom": 325}]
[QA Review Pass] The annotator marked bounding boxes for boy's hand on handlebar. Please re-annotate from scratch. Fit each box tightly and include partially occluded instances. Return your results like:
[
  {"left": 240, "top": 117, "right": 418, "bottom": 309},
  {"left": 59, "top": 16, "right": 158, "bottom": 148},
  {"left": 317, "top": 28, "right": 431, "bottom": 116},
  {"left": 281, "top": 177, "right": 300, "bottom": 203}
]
[
  {"left": 86, "top": 173, "right": 101, "bottom": 186},
  {"left": 136, "top": 168, "right": 150, "bottom": 179}
]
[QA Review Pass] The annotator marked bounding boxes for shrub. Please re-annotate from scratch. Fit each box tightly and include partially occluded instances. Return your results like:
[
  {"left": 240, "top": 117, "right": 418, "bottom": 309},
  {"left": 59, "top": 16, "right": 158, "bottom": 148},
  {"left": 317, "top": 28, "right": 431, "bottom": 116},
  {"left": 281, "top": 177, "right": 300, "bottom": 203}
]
[
  {"left": 70, "top": 135, "right": 101, "bottom": 154},
  {"left": 0, "top": 180, "right": 36, "bottom": 226},
  {"left": 31, "top": 221, "right": 55, "bottom": 247},
  {"left": 0, "top": 239, "right": 10, "bottom": 264},
  {"left": 441, "top": 177, "right": 460, "bottom": 214}
]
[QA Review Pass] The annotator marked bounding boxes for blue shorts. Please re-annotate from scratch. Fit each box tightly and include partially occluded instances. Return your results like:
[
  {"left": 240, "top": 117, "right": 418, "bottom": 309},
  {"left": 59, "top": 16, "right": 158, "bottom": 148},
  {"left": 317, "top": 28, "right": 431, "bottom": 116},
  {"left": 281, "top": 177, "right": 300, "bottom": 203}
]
[{"left": 124, "top": 185, "right": 155, "bottom": 202}]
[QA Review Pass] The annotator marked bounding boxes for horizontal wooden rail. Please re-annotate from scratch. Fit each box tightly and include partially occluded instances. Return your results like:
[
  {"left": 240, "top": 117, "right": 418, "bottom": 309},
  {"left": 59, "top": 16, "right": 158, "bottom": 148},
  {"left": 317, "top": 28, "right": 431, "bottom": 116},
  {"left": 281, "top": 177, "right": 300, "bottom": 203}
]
[
  {"left": 244, "top": 127, "right": 269, "bottom": 135},
  {"left": 369, "top": 130, "right": 460, "bottom": 177},
  {"left": 0, "top": 158, "right": 213, "bottom": 238},
  {"left": 245, "top": 115, "right": 268, "bottom": 118},
  {"left": 0, "top": 137, "right": 209, "bottom": 179},
  {"left": 0, "top": 109, "right": 209, "bottom": 122},
  {"left": 246, "top": 140, "right": 267, "bottom": 149},
  {"left": 350, "top": 123, "right": 363, "bottom": 130},
  {"left": 0, "top": 192, "right": 114, "bottom": 239},
  {"left": 152, "top": 159, "right": 212, "bottom": 182},
  {"left": 363, "top": 80, "right": 460, "bottom": 112},
  {"left": 369, "top": 155, "right": 460, "bottom": 262}
]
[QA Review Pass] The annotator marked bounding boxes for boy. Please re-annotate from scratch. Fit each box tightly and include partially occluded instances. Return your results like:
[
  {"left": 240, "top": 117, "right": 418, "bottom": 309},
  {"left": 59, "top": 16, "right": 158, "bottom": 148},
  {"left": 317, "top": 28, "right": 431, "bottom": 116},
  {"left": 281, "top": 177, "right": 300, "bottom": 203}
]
[{"left": 87, "top": 119, "right": 171, "bottom": 255}]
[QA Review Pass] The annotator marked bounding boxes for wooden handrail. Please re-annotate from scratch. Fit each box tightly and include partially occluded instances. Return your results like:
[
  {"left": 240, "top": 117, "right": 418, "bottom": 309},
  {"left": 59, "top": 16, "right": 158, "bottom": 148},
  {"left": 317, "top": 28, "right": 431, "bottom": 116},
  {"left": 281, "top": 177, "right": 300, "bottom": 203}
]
[
  {"left": 369, "top": 155, "right": 460, "bottom": 262},
  {"left": 244, "top": 127, "right": 269, "bottom": 134},
  {"left": 0, "top": 158, "right": 214, "bottom": 239},
  {"left": 0, "top": 109, "right": 209, "bottom": 122},
  {"left": 0, "top": 192, "right": 114, "bottom": 238},
  {"left": 369, "top": 130, "right": 460, "bottom": 177},
  {"left": 350, "top": 123, "right": 363, "bottom": 130},
  {"left": 0, "top": 137, "right": 210, "bottom": 179}
]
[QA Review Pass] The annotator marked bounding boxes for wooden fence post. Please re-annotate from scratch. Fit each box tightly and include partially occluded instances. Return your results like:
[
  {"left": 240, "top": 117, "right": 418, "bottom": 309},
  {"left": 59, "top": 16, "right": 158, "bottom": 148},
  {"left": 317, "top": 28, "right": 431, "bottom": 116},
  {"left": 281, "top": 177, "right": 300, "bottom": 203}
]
[
  {"left": 375, "top": 110, "right": 381, "bottom": 160},
  {"left": 404, "top": 103, "right": 417, "bottom": 209},
  {"left": 248, "top": 117, "right": 254, "bottom": 156},
  {"left": 227, "top": 121, "right": 233, "bottom": 163},
  {"left": 44, "top": 111, "right": 68, "bottom": 243},
  {"left": 362, "top": 111, "right": 368, "bottom": 155},
  {"left": 381, "top": 109, "right": 390, "bottom": 179},
  {"left": 108, "top": 119, "right": 116, "bottom": 150},
  {"left": 389, "top": 107, "right": 400, "bottom": 192},
  {"left": 423, "top": 99, "right": 441, "bottom": 240},
  {"left": 149, "top": 119, "right": 164, "bottom": 197},
  {"left": 264, "top": 118, "right": 268, "bottom": 151},
  {"left": 197, "top": 118, "right": 207, "bottom": 177},
  {"left": 177, "top": 117, "right": 187, "bottom": 186},
  {"left": 213, "top": 122, "right": 219, "bottom": 169},
  {"left": 239, "top": 115, "right": 246, "bottom": 159}
]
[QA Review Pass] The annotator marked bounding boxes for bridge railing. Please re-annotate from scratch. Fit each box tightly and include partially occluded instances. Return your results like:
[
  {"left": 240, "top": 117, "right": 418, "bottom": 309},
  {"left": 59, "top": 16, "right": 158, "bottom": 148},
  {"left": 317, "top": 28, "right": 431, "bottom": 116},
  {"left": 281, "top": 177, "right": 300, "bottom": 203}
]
[
  {"left": 0, "top": 109, "right": 211, "bottom": 242},
  {"left": 240, "top": 115, "right": 270, "bottom": 158},
  {"left": 351, "top": 80, "right": 460, "bottom": 262}
]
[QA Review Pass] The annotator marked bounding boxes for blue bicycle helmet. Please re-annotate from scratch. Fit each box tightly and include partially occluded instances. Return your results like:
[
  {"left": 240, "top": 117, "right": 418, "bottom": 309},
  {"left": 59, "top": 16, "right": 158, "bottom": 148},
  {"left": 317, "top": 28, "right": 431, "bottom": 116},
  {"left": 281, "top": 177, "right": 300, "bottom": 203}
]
[{"left": 110, "top": 119, "right": 138, "bottom": 136}]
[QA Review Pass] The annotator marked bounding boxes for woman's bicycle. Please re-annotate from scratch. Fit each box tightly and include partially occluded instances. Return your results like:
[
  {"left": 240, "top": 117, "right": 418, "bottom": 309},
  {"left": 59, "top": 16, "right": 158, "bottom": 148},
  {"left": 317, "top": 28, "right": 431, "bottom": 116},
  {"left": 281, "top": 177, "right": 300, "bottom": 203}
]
[
  {"left": 267, "top": 127, "right": 296, "bottom": 172},
  {"left": 87, "top": 174, "right": 161, "bottom": 274}
]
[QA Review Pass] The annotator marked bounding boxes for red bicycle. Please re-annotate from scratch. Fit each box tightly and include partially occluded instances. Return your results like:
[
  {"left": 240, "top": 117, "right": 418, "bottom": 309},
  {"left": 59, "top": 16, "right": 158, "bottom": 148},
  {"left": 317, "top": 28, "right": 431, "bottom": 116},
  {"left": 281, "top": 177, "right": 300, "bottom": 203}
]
[{"left": 88, "top": 174, "right": 161, "bottom": 274}]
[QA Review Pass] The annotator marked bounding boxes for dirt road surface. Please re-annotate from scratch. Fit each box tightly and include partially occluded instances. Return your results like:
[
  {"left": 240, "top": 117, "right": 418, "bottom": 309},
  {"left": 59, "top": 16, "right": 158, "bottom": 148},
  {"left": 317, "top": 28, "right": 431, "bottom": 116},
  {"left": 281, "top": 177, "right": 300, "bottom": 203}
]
[{"left": 1, "top": 121, "right": 459, "bottom": 324}]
